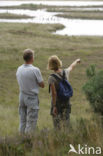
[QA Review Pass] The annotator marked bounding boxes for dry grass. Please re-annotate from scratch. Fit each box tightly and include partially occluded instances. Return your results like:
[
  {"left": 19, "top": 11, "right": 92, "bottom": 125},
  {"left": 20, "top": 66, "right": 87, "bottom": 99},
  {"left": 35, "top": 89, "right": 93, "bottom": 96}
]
[
  {"left": 0, "top": 13, "right": 32, "bottom": 19},
  {"left": 56, "top": 11, "right": 103, "bottom": 20},
  {"left": 0, "top": 22, "right": 103, "bottom": 155}
]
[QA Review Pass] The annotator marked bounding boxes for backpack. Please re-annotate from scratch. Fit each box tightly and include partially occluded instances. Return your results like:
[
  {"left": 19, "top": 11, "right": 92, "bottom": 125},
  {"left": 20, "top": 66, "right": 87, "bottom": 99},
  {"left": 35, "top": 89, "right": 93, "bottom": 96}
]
[{"left": 49, "top": 70, "right": 73, "bottom": 101}]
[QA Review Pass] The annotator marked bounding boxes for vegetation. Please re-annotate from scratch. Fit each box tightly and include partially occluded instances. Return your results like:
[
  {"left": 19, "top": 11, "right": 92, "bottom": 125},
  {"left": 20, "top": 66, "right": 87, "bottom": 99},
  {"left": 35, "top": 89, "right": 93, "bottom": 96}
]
[
  {"left": 0, "top": 22, "right": 103, "bottom": 155},
  {"left": 0, "top": 13, "right": 32, "bottom": 19},
  {"left": 0, "top": 3, "right": 103, "bottom": 12},
  {"left": 0, "top": 4, "right": 50, "bottom": 10},
  {"left": 56, "top": 11, "right": 103, "bottom": 20},
  {"left": 1, "top": 4, "right": 103, "bottom": 10},
  {"left": 0, "top": 0, "right": 103, "bottom": 155},
  {"left": 0, "top": 119, "right": 103, "bottom": 156},
  {"left": 83, "top": 66, "right": 103, "bottom": 115}
]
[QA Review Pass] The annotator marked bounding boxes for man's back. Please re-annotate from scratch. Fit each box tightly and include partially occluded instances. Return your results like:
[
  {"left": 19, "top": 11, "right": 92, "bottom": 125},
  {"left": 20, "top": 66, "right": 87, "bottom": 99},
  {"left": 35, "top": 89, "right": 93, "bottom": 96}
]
[
  {"left": 16, "top": 64, "right": 43, "bottom": 95},
  {"left": 16, "top": 49, "right": 44, "bottom": 135}
]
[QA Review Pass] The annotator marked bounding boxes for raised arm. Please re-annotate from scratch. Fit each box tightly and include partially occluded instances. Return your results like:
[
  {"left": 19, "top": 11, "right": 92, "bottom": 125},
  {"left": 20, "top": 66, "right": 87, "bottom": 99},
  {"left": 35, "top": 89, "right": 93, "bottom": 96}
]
[{"left": 67, "top": 59, "right": 81, "bottom": 72}]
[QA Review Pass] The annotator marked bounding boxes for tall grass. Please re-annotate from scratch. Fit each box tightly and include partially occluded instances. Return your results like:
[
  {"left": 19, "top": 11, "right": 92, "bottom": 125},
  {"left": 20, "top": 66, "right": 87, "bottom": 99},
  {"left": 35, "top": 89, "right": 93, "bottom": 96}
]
[
  {"left": 0, "top": 23, "right": 103, "bottom": 155},
  {"left": 0, "top": 117, "right": 102, "bottom": 156}
]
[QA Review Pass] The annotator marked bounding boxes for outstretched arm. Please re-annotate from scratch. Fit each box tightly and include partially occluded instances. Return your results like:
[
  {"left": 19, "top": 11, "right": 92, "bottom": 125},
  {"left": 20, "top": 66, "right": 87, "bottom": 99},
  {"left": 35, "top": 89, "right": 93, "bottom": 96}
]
[{"left": 67, "top": 59, "right": 81, "bottom": 72}]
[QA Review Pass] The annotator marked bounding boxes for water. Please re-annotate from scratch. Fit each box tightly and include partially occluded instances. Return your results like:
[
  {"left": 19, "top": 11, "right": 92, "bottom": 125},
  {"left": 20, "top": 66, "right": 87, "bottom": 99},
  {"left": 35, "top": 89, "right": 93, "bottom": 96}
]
[
  {"left": 0, "top": 9, "right": 61, "bottom": 23},
  {"left": 56, "top": 19, "right": 103, "bottom": 36},
  {"left": 0, "top": 1, "right": 103, "bottom": 36},
  {"left": 70, "top": 7, "right": 103, "bottom": 11}
]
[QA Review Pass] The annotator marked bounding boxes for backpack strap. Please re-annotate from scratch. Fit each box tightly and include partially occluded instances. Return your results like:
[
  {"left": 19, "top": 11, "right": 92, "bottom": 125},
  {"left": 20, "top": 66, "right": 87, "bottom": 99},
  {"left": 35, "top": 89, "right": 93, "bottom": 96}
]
[
  {"left": 49, "top": 70, "right": 66, "bottom": 93},
  {"left": 63, "top": 70, "right": 66, "bottom": 80},
  {"left": 50, "top": 74, "right": 62, "bottom": 81},
  {"left": 49, "top": 74, "right": 61, "bottom": 93},
  {"left": 51, "top": 70, "right": 66, "bottom": 81}
]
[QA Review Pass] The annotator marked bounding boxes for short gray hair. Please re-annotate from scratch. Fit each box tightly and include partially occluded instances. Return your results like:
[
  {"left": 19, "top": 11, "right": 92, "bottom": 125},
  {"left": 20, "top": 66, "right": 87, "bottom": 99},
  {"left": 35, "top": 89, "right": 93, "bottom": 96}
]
[{"left": 23, "top": 49, "right": 34, "bottom": 62}]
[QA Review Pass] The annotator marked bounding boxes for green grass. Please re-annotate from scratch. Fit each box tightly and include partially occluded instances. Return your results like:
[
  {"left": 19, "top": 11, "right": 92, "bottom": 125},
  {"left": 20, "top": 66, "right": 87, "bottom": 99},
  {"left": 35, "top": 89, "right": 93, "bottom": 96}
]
[
  {"left": 0, "top": 22, "right": 103, "bottom": 133},
  {"left": 0, "top": 22, "right": 103, "bottom": 155},
  {"left": 0, "top": 4, "right": 49, "bottom": 10},
  {"left": 56, "top": 11, "right": 103, "bottom": 20},
  {"left": 0, "top": 13, "right": 32, "bottom": 19},
  {"left": 0, "top": 3, "right": 103, "bottom": 12},
  {"left": 1, "top": 4, "right": 103, "bottom": 11},
  {"left": 0, "top": 118, "right": 103, "bottom": 156}
]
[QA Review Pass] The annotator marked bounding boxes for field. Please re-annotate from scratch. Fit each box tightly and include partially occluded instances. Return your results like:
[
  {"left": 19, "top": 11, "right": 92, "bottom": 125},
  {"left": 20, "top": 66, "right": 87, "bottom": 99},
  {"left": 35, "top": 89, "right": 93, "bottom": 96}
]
[
  {"left": 0, "top": 13, "right": 32, "bottom": 19},
  {"left": 56, "top": 11, "right": 103, "bottom": 19},
  {"left": 0, "top": 22, "right": 103, "bottom": 155}
]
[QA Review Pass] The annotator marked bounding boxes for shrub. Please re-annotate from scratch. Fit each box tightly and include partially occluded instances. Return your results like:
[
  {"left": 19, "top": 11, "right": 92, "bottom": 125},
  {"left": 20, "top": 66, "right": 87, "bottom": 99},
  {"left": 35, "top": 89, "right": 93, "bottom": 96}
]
[{"left": 83, "top": 65, "right": 103, "bottom": 115}]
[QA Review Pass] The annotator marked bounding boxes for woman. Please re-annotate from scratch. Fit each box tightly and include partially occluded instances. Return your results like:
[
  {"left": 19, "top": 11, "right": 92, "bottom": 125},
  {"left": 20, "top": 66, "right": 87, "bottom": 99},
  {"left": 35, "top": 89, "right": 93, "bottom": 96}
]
[{"left": 48, "top": 55, "right": 80, "bottom": 129}]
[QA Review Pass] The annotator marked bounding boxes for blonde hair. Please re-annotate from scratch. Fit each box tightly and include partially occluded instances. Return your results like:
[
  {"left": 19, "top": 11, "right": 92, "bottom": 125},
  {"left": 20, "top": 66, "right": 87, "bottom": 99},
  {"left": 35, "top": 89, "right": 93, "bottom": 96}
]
[{"left": 47, "top": 55, "right": 62, "bottom": 71}]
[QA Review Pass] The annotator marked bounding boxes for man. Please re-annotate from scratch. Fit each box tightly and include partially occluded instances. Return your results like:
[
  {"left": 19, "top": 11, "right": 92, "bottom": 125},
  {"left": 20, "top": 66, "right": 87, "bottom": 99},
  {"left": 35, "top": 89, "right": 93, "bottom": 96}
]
[{"left": 16, "top": 49, "right": 44, "bottom": 135}]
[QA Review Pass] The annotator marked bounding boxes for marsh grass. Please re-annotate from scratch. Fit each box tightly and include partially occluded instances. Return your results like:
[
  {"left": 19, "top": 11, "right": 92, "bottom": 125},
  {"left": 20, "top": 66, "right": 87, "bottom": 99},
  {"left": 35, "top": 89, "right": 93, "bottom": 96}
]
[
  {"left": 0, "top": 118, "right": 103, "bottom": 156},
  {"left": 1, "top": 4, "right": 103, "bottom": 10},
  {"left": 0, "top": 4, "right": 49, "bottom": 10},
  {"left": 0, "top": 13, "right": 32, "bottom": 19},
  {"left": 56, "top": 11, "right": 103, "bottom": 20}
]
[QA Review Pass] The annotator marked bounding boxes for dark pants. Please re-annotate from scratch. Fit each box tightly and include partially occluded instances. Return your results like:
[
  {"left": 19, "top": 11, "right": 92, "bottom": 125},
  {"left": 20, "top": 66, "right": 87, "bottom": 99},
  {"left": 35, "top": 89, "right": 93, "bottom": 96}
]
[
  {"left": 52, "top": 108, "right": 70, "bottom": 130},
  {"left": 51, "top": 99, "right": 71, "bottom": 129}
]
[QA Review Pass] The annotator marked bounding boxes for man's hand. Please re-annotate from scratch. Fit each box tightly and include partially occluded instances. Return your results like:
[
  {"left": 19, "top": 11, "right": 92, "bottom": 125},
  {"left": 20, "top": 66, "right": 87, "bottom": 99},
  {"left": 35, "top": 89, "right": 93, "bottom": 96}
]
[
  {"left": 39, "top": 81, "right": 45, "bottom": 88},
  {"left": 53, "top": 106, "right": 58, "bottom": 116}
]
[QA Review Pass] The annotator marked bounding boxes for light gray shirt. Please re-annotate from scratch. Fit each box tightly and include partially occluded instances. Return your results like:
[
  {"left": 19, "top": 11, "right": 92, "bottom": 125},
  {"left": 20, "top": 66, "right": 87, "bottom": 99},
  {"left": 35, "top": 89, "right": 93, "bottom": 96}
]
[{"left": 16, "top": 64, "right": 43, "bottom": 95}]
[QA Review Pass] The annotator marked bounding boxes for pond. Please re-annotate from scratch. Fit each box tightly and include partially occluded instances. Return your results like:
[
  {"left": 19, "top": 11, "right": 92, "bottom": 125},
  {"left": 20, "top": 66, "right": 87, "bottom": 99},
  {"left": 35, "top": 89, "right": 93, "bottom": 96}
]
[{"left": 0, "top": 1, "right": 103, "bottom": 36}]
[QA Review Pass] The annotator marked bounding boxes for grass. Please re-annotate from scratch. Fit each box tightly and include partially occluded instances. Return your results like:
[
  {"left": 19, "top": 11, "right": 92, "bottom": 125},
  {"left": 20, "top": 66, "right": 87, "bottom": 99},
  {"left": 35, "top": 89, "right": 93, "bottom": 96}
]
[
  {"left": 0, "top": 13, "right": 32, "bottom": 19},
  {"left": 0, "top": 118, "right": 103, "bottom": 155},
  {"left": 1, "top": 3, "right": 103, "bottom": 9},
  {"left": 1, "top": 4, "right": 103, "bottom": 11},
  {"left": 56, "top": 11, "right": 103, "bottom": 20},
  {"left": 0, "top": 22, "right": 103, "bottom": 155},
  {"left": 0, "top": 4, "right": 50, "bottom": 10}
]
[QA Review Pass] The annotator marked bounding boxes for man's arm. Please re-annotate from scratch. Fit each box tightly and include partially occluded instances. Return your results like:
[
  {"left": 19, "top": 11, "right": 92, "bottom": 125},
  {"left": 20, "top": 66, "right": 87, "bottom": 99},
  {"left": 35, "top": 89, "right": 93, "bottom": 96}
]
[
  {"left": 39, "top": 81, "right": 45, "bottom": 88},
  {"left": 67, "top": 59, "right": 81, "bottom": 72},
  {"left": 35, "top": 68, "right": 44, "bottom": 88}
]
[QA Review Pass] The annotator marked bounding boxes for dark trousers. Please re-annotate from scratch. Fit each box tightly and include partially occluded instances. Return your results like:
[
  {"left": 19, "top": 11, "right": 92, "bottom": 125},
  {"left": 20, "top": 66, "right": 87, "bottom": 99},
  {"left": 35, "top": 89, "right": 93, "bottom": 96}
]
[{"left": 52, "top": 108, "right": 70, "bottom": 130}]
